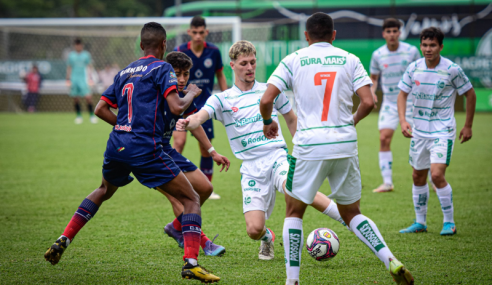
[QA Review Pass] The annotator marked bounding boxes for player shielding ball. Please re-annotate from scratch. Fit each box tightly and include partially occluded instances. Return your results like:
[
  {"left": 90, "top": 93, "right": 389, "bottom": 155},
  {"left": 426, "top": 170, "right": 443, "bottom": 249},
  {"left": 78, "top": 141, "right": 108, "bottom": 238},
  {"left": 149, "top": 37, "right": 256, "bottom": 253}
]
[
  {"left": 159, "top": 51, "right": 229, "bottom": 256},
  {"left": 44, "top": 22, "right": 220, "bottom": 283},
  {"left": 370, "top": 18, "right": 421, "bottom": 193},
  {"left": 177, "top": 40, "right": 347, "bottom": 261},
  {"left": 261, "top": 13, "right": 414, "bottom": 285},
  {"left": 397, "top": 27, "right": 476, "bottom": 235}
]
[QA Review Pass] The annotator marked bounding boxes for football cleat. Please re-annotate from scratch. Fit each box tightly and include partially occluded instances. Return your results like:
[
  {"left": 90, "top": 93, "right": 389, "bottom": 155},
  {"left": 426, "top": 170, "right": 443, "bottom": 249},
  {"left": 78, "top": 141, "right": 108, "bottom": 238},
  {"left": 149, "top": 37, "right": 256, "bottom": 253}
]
[
  {"left": 373, "top": 183, "right": 394, "bottom": 193},
  {"left": 440, "top": 222, "right": 457, "bottom": 236},
  {"left": 389, "top": 258, "right": 414, "bottom": 285},
  {"left": 90, "top": 116, "right": 98, "bottom": 124},
  {"left": 258, "top": 229, "right": 275, "bottom": 260},
  {"left": 181, "top": 259, "right": 220, "bottom": 283},
  {"left": 203, "top": 234, "right": 225, "bottom": 256},
  {"left": 208, "top": 192, "right": 221, "bottom": 200},
  {"left": 399, "top": 221, "right": 427, "bottom": 233},
  {"left": 74, "top": 116, "right": 83, "bottom": 124},
  {"left": 285, "top": 279, "right": 299, "bottom": 285},
  {"left": 164, "top": 222, "right": 184, "bottom": 248},
  {"left": 44, "top": 236, "right": 70, "bottom": 265}
]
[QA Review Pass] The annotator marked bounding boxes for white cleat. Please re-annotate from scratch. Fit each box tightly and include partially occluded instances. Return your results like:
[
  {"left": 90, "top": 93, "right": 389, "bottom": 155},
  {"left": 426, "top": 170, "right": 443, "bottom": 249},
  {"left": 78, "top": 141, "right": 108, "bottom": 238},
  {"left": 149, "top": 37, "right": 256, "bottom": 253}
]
[
  {"left": 286, "top": 279, "right": 299, "bottom": 285},
  {"left": 258, "top": 240, "right": 274, "bottom": 260},
  {"left": 208, "top": 191, "right": 221, "bottom": 200},
  {"left": 373, "top": 183, "right": 394, "bottom": 193},
  {"left": 90, "top": 116, "right": 98, "bottom": 124},
  {"left": 74, "top": 117, "right": 83, "bottom": 124}
]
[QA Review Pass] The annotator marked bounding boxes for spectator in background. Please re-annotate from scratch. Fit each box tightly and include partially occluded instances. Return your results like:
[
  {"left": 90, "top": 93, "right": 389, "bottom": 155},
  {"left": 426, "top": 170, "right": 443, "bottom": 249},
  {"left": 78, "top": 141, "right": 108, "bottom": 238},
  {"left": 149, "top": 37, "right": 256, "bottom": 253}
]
[
  {"left": 67, "top": 38, "right": 97, "bottom": 124},
  {"left": 22, "top": 64, "right": 42, "bottom": 113},
  {"left": 98, "top": 63, "right": 120, "bottom": 91}
]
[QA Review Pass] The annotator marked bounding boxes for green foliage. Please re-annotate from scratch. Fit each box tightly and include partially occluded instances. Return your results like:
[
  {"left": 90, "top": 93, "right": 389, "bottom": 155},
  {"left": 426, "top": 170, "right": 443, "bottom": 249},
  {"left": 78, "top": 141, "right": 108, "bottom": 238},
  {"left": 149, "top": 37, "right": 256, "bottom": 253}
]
[{"left": 0, "top": 113, "right": 491, "bottom": 283}]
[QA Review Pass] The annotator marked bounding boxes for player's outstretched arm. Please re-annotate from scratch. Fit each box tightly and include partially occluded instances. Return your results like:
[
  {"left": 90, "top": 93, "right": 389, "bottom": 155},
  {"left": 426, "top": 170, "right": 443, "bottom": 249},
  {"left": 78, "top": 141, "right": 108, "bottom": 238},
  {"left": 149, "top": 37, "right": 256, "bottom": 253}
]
[
  {"left": 260, "top": 84, "right": 281, "bottom": 139},
  {"left": 177, "top": 109, "right": 210, "bottom": 131},
  {"left": 397, "top": 90, "right": 412, "bottom": 138},
  {"left": 460, "top": 88, "right": 476, "bottom": 143},
  {"left": 189, "top": 125, "right": 230, "bottom": 172},
  {"left": 370, "top": 74, "right": 379, "bottom": 109},
  {"left": 94, "top": 100, "right": 117, "bottom": 126},
  {"left": 282, "top": 109, "right": 298, "bottom": 137},
  {"left": 166, "top": 84, "right": 201, "bottom": 115},
  {"left": 353, "top": 84, "right": 374, "bottom": 126}
]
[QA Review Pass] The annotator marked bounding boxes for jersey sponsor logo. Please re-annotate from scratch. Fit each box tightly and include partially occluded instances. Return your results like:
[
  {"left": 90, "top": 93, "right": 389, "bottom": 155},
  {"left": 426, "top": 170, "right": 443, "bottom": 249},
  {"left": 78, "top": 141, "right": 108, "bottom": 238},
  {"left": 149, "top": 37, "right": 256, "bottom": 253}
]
[
  {"left": 204, "top": 58, "right": 213, "bottom": 68},
  {"left": 248, "top": 180, "right": 256, "bottom": 187},
  {"left": 415, "top": 80, "right": 421, "bottom": 86},
  {"left": 115, "top": 124, "right": 132, "bottom": 132},
  {"left": 288, "top": 229, "right": 302, "bottom": 266},
  {"left": 434, "top": 139, "right": 440, "bottom": 144},
  {"left": 414, "top": 92, "right": 447, "bottom": 101},
  {"left": 240, "top": 134, "right": 279, "bottom": 147},
  {"left": 244, "top": 196, "right": 251, "bottom": 205},
  {"left": 437, "top": 80, "right": 446, "bottom": 89},
  {"left": 382, "top": 71, "right": 404, "bottom": 78},
  {"left": 279, "top": 170, "right": 287, "bottom": 176},
  {"left": 119, "top": 65, "right": 148, "bottom": 77},
  {"left": 356, "top": 220, "right": 386, "bottom": 252},
  {"left": 300, "top": 56, "right": 346, "bottom": 67},
  {"left": 437, "top": 153, "right": 444, "bottom": 158},
  {"left": 232, "top": 107, "right": 239, "bottom": 112},
  {"left": 384, "top": 64, "right": 389, "bottom": 68},
  {"left": 402, "top": 60, "right": 408, "bottom": 66},
  {"left": 418, "top": 110, "right": 438, "bottom": 117},
  {"left": 235, "top": 114, "right": 262, "bottom": 127},
  {"left": 244, "top": 180, "right": 260, "bottom": 192},
  {"left": 195, "top": 69, "right": 203, "bottom": 78}
]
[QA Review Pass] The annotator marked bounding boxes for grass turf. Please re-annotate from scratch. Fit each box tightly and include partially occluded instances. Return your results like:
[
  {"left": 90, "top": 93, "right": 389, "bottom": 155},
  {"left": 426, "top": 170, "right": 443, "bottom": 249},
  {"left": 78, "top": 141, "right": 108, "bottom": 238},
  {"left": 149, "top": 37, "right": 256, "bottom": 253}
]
[{"left": 0, "top": 112, "right": 491, "bottom": 284}]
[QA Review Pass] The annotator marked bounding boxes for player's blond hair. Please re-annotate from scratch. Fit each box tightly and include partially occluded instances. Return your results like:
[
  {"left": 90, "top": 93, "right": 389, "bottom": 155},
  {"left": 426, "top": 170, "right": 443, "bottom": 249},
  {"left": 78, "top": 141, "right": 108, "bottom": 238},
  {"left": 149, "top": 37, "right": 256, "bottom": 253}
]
[{"left": 229, "top": 40, "right": 256, "bottom": 61}]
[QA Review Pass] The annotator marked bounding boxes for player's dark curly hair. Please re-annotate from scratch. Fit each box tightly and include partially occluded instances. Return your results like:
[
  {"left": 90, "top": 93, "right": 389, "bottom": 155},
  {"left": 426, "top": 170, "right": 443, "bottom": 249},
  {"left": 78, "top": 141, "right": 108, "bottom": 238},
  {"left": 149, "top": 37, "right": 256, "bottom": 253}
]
[
  {"left": 306, "top": 12, "right": 334, "bottom": 42},
  {"left": 191, "top": 15, "right": 206, "bottom": 28},
  {"left": 141, "top": 22, "right": 166, "bottom": 49},
  {"left": 420, "top": 27, "right": 444, "bottom": 46},
  {"left": 166, "top": 52, "right": 193, "bottom": 71},
  {"left": 382, "top": 18, "right": 401, "bottom": 30}
]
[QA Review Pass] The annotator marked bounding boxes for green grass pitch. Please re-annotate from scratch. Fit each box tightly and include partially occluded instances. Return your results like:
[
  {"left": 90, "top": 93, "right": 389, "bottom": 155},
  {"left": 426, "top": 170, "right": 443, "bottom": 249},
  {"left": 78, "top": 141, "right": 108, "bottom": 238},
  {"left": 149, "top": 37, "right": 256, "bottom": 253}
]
[{"left": 0, "top": 112, "right": 491, "bottom": 284}]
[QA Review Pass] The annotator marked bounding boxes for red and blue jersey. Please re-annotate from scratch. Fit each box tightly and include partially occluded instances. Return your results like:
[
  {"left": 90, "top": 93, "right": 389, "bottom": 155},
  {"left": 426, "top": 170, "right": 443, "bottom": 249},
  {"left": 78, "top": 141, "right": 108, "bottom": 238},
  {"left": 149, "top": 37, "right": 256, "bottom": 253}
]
[
  {"left": 174, "top": 42, "right": 223, "bottom": 109},
  {"left": 101, "top": 55, "right": 178, "bottom": 162},
  {"left": 161, "top": 91, "right": 197, "bottom": 145}
]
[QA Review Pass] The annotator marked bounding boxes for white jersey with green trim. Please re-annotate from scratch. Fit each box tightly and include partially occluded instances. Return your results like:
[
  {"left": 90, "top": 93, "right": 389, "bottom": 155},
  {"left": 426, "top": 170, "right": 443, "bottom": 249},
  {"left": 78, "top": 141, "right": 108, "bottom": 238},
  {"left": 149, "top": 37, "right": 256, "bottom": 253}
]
[
  {"left": 202, "top": 81, "right": 292, "bottom": 161},
  {"left": 398, "top": 56, "right": 473, "bottom": 139},
  {"left": 370, "top": 42, "right": 421, "bottom": 104},
  {"left": 267, "top": 42, "right": 372, "bottom": 160}
]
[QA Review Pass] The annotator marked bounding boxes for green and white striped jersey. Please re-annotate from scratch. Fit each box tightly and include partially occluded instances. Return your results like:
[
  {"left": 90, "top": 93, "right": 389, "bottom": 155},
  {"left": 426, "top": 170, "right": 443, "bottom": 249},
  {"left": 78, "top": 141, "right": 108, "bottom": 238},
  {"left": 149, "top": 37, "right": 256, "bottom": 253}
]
[
  {"left": 268, "top": 42, "right": 372, "bottom": 160},
  {"left": 398, "top": 56, "right": 473, "bottom": 139},
  {"left": 202, "top": 81, "right": 292, "bottom": 161},
  {"left": 370, "top": 42, "right": 421, "bottom": 104}
]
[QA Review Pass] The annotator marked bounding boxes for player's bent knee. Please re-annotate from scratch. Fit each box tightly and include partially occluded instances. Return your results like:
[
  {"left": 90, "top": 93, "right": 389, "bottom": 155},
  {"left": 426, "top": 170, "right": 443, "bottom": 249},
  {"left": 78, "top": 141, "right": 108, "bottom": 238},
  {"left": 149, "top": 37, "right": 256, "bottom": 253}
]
[{"left": 246, "top": 225, "right": 264, "bottom": 240}]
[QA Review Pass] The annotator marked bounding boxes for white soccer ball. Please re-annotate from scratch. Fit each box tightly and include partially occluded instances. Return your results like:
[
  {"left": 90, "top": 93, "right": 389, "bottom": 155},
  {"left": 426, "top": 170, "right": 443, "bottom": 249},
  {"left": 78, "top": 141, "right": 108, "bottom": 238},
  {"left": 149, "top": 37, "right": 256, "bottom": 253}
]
[{"left": 306, "top": 228, "right": 339, "bottom": 261}]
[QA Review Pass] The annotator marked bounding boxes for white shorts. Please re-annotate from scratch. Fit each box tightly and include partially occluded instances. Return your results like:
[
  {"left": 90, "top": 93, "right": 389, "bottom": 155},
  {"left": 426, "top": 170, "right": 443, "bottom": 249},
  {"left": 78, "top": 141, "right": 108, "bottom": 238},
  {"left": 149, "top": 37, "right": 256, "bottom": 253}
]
[
  {"left": 378, "top": 101, "right": 414, "bottom": 131},
  {"left": 409, "top": 138, "right": 455, "bottom": 170},
  {"left": 240, "top": 148, "right": 289, "bottom": 219},
  {"left": 286, "top": 156, "right": 362, "bottom": 205}
]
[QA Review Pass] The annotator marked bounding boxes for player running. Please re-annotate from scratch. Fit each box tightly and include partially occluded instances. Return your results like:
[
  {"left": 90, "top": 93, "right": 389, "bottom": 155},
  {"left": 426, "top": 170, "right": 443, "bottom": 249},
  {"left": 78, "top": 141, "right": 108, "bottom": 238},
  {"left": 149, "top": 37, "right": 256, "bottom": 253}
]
[
  {"left": 173, "top": 16, "right": 228, "bottom": 199},
  {"left": 159, "top": 51, "right": 229, "bottom": 256},
  {"left": 397, "top": 27, "right": 476, "bottom": 236},
  {"left": 261, "top": 13, "right": 414, "bottom": 285},
  {"left": 177, "top": 40, "right": 347, "bottom": 261},
  {"left": 44, "top": 22, "right": 220, "bottom": 283},
  {"left": 370, "top": 18, "right": 421, "bottom": 193}
]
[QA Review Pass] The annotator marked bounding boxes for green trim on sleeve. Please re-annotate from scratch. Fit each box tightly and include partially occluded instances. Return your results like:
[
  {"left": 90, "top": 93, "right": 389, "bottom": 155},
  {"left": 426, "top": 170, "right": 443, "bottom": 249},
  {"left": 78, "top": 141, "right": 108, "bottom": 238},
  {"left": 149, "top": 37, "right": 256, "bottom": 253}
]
[
  {"left": 272, "top": 75, "right": 289, "bottom": 89},
  {"left": 280, "top": 61, "right": 293, "bottom": 76},
  {"left": 214, "top": 94, "right": 224, "bottom": 108},
  {"left": 204, "top": 104, "right": 217, "bottom": 120}
]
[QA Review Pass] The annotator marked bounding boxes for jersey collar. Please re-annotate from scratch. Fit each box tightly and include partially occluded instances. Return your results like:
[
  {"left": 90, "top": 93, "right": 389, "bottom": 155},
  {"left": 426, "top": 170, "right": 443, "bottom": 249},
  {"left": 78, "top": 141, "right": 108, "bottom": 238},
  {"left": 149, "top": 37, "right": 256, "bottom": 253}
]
[
  {"left": 232, "top": 80, "right": 258, "bottom": 93},
  {"left": 424, "top": 56, "right": 442, "bottom": 70},
  {"left": 139, "top": 55, "right": 156, "bottom": 60},
  {"left": 311, "top": 42, "right": 333, "bottom": 48}
]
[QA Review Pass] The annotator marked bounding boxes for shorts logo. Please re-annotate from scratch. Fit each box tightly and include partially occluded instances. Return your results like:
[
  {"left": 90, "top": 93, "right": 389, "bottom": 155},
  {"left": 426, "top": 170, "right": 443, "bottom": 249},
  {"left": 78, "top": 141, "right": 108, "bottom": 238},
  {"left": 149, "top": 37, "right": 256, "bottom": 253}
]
[
  {"left": 244, "top": 197, "right": 251, "bottom": 205},
  {"left": 204, "top": 58, "right": 213, "bottom": 68},
  {"left": 385, "top": 105, "right": 390, "bottom": 110},
  {"left": 195, "top": 69, "right": 203, "bottom": 78},
  {"left": 232, "top": 107, "right": 239, "bottom": 112},
  {"left": 411, "top": 141, "right": 415, "bottom": 147},
  {"left": 380, "top": 115, "right": 385, "bottom": 121},
  {"left": 402, "top": 60, "right": 408, "bottom": 66},
  {"left": 419, "top": 110, "right": 424, "bottom": 116},
  {"left": 434, "top": 138, "right": 439, "bottom": 144},
  {"left": 415, "top": 80, "right": 421, "bottom": 86},
  {"left": 117, "top": 147, "right": 125, "bottom": 152},
  {"left": 280, "top": 170, "right": 287, "bottom": 176},
  {"left": 248, "top": 180, "right": 256, "bottom": 187},
  {"left": 389, "top": 87, "right": 394, "bottom": 92},
  {"left": 437, "top": 153, "right": 443, "bottom": 158}
]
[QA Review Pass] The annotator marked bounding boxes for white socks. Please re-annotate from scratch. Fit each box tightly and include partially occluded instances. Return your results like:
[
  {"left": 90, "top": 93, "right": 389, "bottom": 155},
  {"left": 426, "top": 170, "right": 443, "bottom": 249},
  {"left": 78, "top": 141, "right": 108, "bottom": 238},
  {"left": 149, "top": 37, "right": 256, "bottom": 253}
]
[
  {"left": 412, "top": 184, "right": 429, "bottom": 225},
  {"left": 283, "top": 217, "right": 303, "bottom": 281},
  {"left": 436, "top": 184, "right": 454, "bottom": 223},
  {"left": 350, "top": 214, "right": 394, "bottom": 269},
  {"left": 379, "top": 151, "right": 393, "bottom": 185},
  {"left": 260, "top": 227, "right": 273, "bottom": 243},
  {"left": 322, "top": 201, "right": 347, "bottom": 227}
]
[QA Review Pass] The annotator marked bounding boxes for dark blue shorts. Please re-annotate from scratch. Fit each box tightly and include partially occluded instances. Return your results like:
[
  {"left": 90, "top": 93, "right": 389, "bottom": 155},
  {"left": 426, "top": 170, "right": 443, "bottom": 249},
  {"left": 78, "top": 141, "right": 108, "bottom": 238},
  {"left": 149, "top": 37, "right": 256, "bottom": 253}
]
[
  {"left": 190, "top": 118, "right": 214, "bottom": 140},
  {"left": 162, "top": 144, "right": 198, "bottom": 173},
  {"left": 102, "top": 150, "right": 181, "bottom": 188}
]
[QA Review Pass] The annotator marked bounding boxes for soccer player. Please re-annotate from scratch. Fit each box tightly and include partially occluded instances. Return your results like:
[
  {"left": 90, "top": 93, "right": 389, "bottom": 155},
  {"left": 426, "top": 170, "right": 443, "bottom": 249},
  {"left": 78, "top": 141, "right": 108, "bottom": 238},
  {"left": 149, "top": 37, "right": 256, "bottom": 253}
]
[
  {"left": 160, "top": 51, "right": 229, "bottom": 256},
  {"left": 44, "top": 22, "right": 220, "bottom": 283},
  {"left": 261, "top": 13, "right": 414, "bottom": 285},
  {"left": 177, "top": 40, "right": 347, "bottom": 261},
  {"left": 397, "top": 27, "right": 476, "bottom": 236},
  {"left": 173, "top": 16, "right": 228, "bottom": 199},
  {"left": 22, "top": 64, "right": 42, "bottom": 112},
  {"left": 67, "top": 38, "right": 97, "bottom": 124},
  {"left": 370, "top": 18, "right": 421, "bottom": 193}
]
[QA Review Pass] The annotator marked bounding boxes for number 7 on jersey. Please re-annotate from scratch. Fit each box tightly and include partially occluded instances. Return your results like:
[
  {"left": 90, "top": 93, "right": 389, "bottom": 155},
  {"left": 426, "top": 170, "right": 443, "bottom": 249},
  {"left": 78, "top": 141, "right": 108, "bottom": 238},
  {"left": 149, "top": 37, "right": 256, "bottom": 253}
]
[{"left": 314, "top": 72, "right": 337, "bottom": 121}]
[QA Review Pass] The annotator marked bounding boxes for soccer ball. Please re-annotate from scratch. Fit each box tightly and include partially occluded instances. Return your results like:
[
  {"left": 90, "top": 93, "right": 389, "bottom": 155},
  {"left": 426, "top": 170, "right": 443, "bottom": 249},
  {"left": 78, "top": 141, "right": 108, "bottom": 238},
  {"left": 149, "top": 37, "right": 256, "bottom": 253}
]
[{"left": 306, "top": 228, "right": 339, "bottom": 261}]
